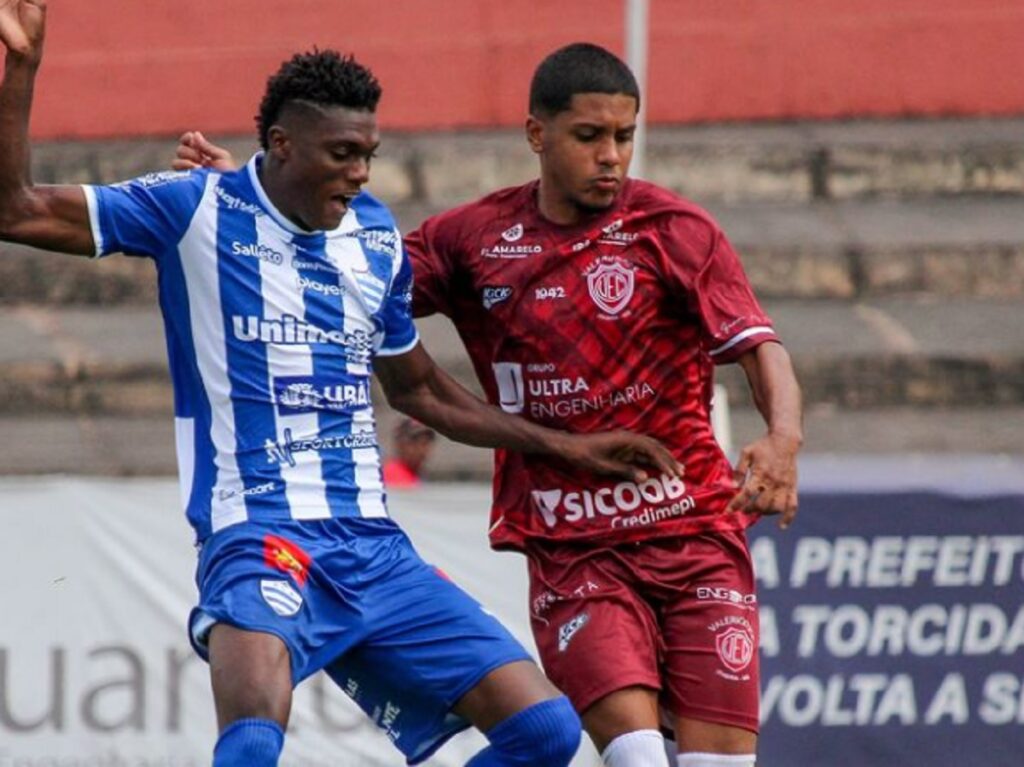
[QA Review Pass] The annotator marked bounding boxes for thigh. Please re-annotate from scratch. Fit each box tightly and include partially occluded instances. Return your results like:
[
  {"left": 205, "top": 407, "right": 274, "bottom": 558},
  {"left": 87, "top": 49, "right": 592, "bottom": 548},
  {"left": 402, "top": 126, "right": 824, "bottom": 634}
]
[
  {"left": 660, "top": 531, "right": 760, "bottom": 736},
  {"left": 452, "top": 659, "right": 561, "bottom": 732},
  {"left": 326, "top": 550, "right": 532, "bottom": 763},
  {"left": 208, "top": 623, "right": 292, "bottom": 730},
  {"left": 528, "top": 545, "right": 662, "bottom": 718}
]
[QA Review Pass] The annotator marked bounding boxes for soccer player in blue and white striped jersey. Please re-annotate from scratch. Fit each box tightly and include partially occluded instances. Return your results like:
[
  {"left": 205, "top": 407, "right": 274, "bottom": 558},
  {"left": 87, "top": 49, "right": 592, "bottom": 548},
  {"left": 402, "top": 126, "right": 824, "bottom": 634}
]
[{"left": 0, "top": 3, "right": 682, "bottom": 765}]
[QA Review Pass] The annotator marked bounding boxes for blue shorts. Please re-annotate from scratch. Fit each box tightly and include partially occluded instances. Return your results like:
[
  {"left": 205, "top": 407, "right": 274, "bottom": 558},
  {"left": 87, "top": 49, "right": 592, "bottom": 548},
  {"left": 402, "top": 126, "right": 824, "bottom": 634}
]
[{"left": 189, "top": 517, "right": 531, "bottom": 764}]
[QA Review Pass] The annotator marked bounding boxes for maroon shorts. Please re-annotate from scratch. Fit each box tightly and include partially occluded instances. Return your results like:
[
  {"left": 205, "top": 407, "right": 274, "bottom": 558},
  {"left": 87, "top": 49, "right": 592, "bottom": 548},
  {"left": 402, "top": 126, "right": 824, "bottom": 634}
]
[{"left": 525, "top": 530, "right": 759, "bottom": 733}]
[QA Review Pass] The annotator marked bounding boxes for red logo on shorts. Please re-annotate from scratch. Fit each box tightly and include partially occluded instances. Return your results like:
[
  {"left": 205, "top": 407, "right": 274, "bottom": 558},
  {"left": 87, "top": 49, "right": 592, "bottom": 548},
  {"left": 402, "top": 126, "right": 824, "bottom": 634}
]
[
  {"left": 716, "top": 626, "right": 754, "bottom": 672},
  {"left": 264, "top": 534, "right": 311, "bottom": 587}
]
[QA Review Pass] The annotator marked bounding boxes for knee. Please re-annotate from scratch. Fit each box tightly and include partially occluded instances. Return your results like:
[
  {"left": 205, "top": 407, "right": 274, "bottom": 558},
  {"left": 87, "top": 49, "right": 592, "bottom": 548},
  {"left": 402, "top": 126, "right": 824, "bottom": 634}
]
[
  {"left": 533, "top": 697, "right": 583, "bottom": 764},
  {"left": 488, "top": 696, "right": 582, "bottom": 766}
]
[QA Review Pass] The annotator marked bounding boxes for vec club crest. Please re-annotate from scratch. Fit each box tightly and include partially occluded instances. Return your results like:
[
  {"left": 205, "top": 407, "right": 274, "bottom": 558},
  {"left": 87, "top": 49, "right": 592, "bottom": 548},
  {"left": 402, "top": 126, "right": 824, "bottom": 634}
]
[
  {"left": 586, "top": 258, "right": 635, "bottom": 316},
  {"left": 716, "top": 626, "right": 755, "bottom": 672}
]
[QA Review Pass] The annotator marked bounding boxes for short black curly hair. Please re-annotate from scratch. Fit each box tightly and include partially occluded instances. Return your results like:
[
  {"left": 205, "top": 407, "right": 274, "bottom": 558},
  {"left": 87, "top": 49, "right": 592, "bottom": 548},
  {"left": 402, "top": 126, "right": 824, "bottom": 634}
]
[
  {"left": 256, "top": 49, "right": 382, "bottom": 149},
  {"left": 529, "top": 43, "right": 639, "bottom": 117}
]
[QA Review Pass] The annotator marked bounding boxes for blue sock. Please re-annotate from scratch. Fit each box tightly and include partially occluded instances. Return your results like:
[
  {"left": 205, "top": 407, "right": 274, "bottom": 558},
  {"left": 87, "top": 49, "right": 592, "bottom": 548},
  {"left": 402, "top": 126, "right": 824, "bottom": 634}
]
[
  {"left": 213, "top": 718, "right": 285, "bottom": 767},
  {"left": 466, "top": 696, "right": 581, "bottom": 767}
]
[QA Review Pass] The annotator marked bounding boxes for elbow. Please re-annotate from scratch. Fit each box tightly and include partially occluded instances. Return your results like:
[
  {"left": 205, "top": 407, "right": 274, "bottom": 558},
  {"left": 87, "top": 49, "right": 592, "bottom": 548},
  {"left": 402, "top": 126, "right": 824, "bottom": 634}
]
[{"left": 0, "top": 190, "right": 36, "bottom": 241}]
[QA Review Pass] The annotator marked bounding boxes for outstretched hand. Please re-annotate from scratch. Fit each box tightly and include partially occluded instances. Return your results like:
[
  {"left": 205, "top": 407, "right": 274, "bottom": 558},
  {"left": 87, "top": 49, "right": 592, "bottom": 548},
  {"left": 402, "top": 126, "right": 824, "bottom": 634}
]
[
  {"left": 172, "top": 131, "right": 238, "bottom": 172},
  {"left": 0, "top": 0, "right": 46, "bottom": 63},
  {"left": 728, "top": 432, "right": 800, "bottom": 528},
  {"left": 560, "top": 430, "right": 683, "bottom": 483}
]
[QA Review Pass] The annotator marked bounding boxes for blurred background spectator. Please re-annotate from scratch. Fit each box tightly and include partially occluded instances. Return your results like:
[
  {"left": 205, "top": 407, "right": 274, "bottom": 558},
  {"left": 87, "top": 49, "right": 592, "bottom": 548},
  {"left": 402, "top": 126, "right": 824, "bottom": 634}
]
[{"left": 383, "top": 417, "right": 437, "bottom": 488}]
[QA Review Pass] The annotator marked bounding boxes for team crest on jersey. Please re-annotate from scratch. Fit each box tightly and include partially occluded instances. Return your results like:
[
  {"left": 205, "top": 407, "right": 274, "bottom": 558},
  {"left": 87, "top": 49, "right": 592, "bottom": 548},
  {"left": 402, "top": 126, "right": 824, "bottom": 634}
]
[
  {"left": 584, "top": 256, "right": 636, "bottom": 317},
  {"left": 260, "top": 579, "right": 303, "bottom": 617},
  {"left": 501, "top": 223, "right": 524, "bottom": 242},
  {"left": 352, "top": 267, "right": 387, "bottom": 314},
  {"left": 710, "top": 616, "right": 756, "bottom": 675}
]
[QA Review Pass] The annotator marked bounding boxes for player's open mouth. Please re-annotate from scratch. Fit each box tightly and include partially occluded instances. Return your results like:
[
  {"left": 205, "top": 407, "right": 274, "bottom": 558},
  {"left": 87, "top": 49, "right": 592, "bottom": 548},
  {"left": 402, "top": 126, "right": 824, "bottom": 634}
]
[{"left": 329, "top": 194, "right": 355, "bottom": 212}]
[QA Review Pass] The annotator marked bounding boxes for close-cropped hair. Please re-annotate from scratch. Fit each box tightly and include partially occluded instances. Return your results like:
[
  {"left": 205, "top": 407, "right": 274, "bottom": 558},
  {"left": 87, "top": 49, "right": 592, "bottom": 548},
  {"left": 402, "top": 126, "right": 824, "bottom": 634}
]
[
  {"left": 257, "top": 49, "right": 382, "bottom": 149},
  {"left": 528, "top": 42, "right": 640, "bottom": 117}
]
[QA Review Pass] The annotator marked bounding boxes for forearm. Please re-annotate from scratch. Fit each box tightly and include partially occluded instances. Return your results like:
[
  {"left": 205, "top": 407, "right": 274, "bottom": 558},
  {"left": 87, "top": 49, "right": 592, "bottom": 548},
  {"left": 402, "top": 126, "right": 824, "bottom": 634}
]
[
  {"left": 740, "top": 342, "right": 803, "bottom": 444},
  {"left": 0, "top": 52, "right": 39, "bottom": 225},
  {"left": 385, "top": 362, "right": 568, "bottom": 454}
]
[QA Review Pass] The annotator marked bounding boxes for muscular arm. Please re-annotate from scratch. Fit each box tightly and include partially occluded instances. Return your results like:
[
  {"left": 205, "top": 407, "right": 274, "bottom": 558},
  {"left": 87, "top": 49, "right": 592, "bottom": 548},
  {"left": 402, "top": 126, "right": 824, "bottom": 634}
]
[
  {"left": 375, "top": 343, "right": 682, "bottom": 480},
  {"left": 0, "top": 3, "right": 95, "bottom": 256},
  {"left": 728, "top": 341, "right": 803, "bottom": 527}
]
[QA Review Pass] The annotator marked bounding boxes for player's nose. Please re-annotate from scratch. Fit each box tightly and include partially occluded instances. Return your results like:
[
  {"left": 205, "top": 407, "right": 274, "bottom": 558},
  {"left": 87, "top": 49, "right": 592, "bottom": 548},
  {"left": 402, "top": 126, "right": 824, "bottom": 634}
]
[
  {"left": 346, "top": 156, "right": 371, "bottom": 187},
  {"left": 595, "top": 136, "right": 622, "bottom": 167}
]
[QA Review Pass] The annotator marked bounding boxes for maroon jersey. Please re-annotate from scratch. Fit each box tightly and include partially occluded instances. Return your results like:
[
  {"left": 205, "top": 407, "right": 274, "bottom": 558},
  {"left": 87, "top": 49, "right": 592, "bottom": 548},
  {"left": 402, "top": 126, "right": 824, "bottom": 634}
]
[{"left": 405, "top": 179, "right": 779, "bottom": 551}]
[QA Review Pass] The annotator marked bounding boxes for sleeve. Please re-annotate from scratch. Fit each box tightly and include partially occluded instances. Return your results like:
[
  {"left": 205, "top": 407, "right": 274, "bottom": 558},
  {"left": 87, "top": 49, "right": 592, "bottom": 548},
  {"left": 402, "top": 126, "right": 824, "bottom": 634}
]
[
  {"left": 376, "top": 231, "right": 420, "bottom": 357},
  {"left": 403, "top": 213, "right": 456, "bottom": 318},
  {"left": 82, "top": 170, "right": 209, "bottom": 260},
  {"left": 662, "top": 214, "right": 779, "bottom": 363}
]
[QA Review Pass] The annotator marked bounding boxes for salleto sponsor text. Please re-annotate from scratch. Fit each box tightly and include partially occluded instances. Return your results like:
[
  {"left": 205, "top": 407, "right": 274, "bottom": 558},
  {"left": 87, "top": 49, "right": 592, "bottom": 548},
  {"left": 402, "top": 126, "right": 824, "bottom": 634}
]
[{"left": 231, "top": 240, "right": 284, "bottom": 265}]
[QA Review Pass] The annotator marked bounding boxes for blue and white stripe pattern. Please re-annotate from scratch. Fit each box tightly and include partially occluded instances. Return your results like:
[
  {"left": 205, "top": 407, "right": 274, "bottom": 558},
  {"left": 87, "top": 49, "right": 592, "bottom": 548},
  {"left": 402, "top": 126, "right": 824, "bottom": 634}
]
[
  {"left": 82, "top": 155, "right": 418, "bottom": 540},
  {"left": 260, "top": 579, "right": 304, "bottom": 617}
]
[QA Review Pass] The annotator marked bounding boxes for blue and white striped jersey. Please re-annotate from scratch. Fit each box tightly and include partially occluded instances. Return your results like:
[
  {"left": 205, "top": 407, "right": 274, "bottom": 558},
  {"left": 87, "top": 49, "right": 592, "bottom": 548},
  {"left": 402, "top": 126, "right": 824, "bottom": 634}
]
[{"left": 83, "top": 154, "right": 419, "bottom": 541}]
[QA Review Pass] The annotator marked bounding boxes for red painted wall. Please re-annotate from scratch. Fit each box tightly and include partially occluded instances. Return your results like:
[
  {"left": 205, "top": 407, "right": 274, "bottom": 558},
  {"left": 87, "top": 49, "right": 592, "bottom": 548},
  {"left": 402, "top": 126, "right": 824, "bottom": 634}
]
[{"left": 12, "top": 0, "right": 1024, "bottom": 139}]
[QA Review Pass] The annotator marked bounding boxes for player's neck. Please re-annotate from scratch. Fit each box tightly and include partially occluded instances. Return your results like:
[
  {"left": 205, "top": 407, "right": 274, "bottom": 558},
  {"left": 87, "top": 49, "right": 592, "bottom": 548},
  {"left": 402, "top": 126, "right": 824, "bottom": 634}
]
[
  {"left": 535, "top": 179, "right": 620, "bottom": 228},
  {"left": 536, "top": 182, "right": 583, "bottom": 226},
  {"left": 258, "top": 158, "right": 313, "bottom": 232}
]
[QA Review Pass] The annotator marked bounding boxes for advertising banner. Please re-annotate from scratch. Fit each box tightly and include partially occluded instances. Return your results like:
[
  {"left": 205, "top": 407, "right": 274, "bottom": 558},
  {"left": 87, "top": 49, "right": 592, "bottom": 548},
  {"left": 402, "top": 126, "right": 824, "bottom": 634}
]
[
  {"left": 752, "top": 457, "right": 1024, "bottom": 766},
  {"left": 2, "top": 457, "right": 1021, "bottom": 765}
]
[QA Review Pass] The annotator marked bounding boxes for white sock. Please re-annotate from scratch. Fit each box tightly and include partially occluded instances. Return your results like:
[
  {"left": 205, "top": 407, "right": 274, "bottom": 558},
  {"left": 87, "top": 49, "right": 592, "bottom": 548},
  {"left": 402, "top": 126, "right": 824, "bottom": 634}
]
[
  {"left": 602, "top": 729, "right": 672, "bottom": 767},
  {"left": 678, "top": 753, "right": 756, "bottom": 767}
]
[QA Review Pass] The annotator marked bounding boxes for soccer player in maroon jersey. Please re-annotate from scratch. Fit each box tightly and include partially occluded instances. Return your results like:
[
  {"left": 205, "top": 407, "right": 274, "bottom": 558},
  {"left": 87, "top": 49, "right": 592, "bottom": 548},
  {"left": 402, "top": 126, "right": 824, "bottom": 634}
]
[
  {"left": 404, "top": 44, "right": 802, "bottom": 767},
  {"left": 175, "top": 42, "right": 801, "bottom": 767}
]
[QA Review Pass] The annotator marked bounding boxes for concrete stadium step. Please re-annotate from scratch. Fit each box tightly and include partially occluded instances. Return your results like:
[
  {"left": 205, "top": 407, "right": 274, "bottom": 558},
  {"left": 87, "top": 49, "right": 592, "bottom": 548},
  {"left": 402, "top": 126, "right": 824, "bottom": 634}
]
[
  {"left": 0, "top": 408, "right": 1020, "bottom": 478},
  {"left": 29, "top": 117, "right": 1024, "bottom": 207},
  {"left": 0, "top": 297, "right": 1020, "bottom": 415},
  {"left": 2, "top": 196, "right": 1021, "bottom": 305}
]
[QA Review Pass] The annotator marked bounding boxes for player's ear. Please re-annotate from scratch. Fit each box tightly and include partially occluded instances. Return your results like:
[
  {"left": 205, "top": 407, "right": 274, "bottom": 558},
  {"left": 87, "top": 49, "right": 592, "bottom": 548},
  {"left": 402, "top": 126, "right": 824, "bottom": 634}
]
[
  {"left": 525, "top": 115, "right": 544, "bottom": 155},
  {"left": 266, "top": 125, "right": 291, "bottom": 160}
]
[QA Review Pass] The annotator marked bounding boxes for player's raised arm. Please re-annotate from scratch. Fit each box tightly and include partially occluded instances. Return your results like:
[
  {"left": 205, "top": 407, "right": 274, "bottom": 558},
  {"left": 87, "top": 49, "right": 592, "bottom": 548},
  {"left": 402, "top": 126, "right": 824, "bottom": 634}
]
[
  {"left": 374, "top": 342, "right": 684, "bottom": 482},
  {"left": 0, "top": 1, "right": 95, "bottom": 255},
  {"left": 728, "top": 341, "right": 803, "bottom": 528}
]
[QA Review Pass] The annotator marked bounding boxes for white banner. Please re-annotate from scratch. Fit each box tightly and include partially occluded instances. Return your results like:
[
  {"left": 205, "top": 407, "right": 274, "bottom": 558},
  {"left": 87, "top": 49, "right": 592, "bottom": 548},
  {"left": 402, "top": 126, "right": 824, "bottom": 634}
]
[{"left": 0, "top": 478, "right": 601, "bottom": 766}]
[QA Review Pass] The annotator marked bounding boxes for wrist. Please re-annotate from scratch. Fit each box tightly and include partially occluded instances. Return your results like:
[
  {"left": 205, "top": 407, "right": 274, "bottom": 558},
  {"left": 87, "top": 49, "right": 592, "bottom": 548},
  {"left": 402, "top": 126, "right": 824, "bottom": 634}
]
[
  {"left": 540, "top": 428, "right": 574, "bottom": 457},
  {"left": 768, "top": 428, "right": 803, "bottom": 449},
  {"left": 5, "top": 49, "right": 42, "bottom": 72}
]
